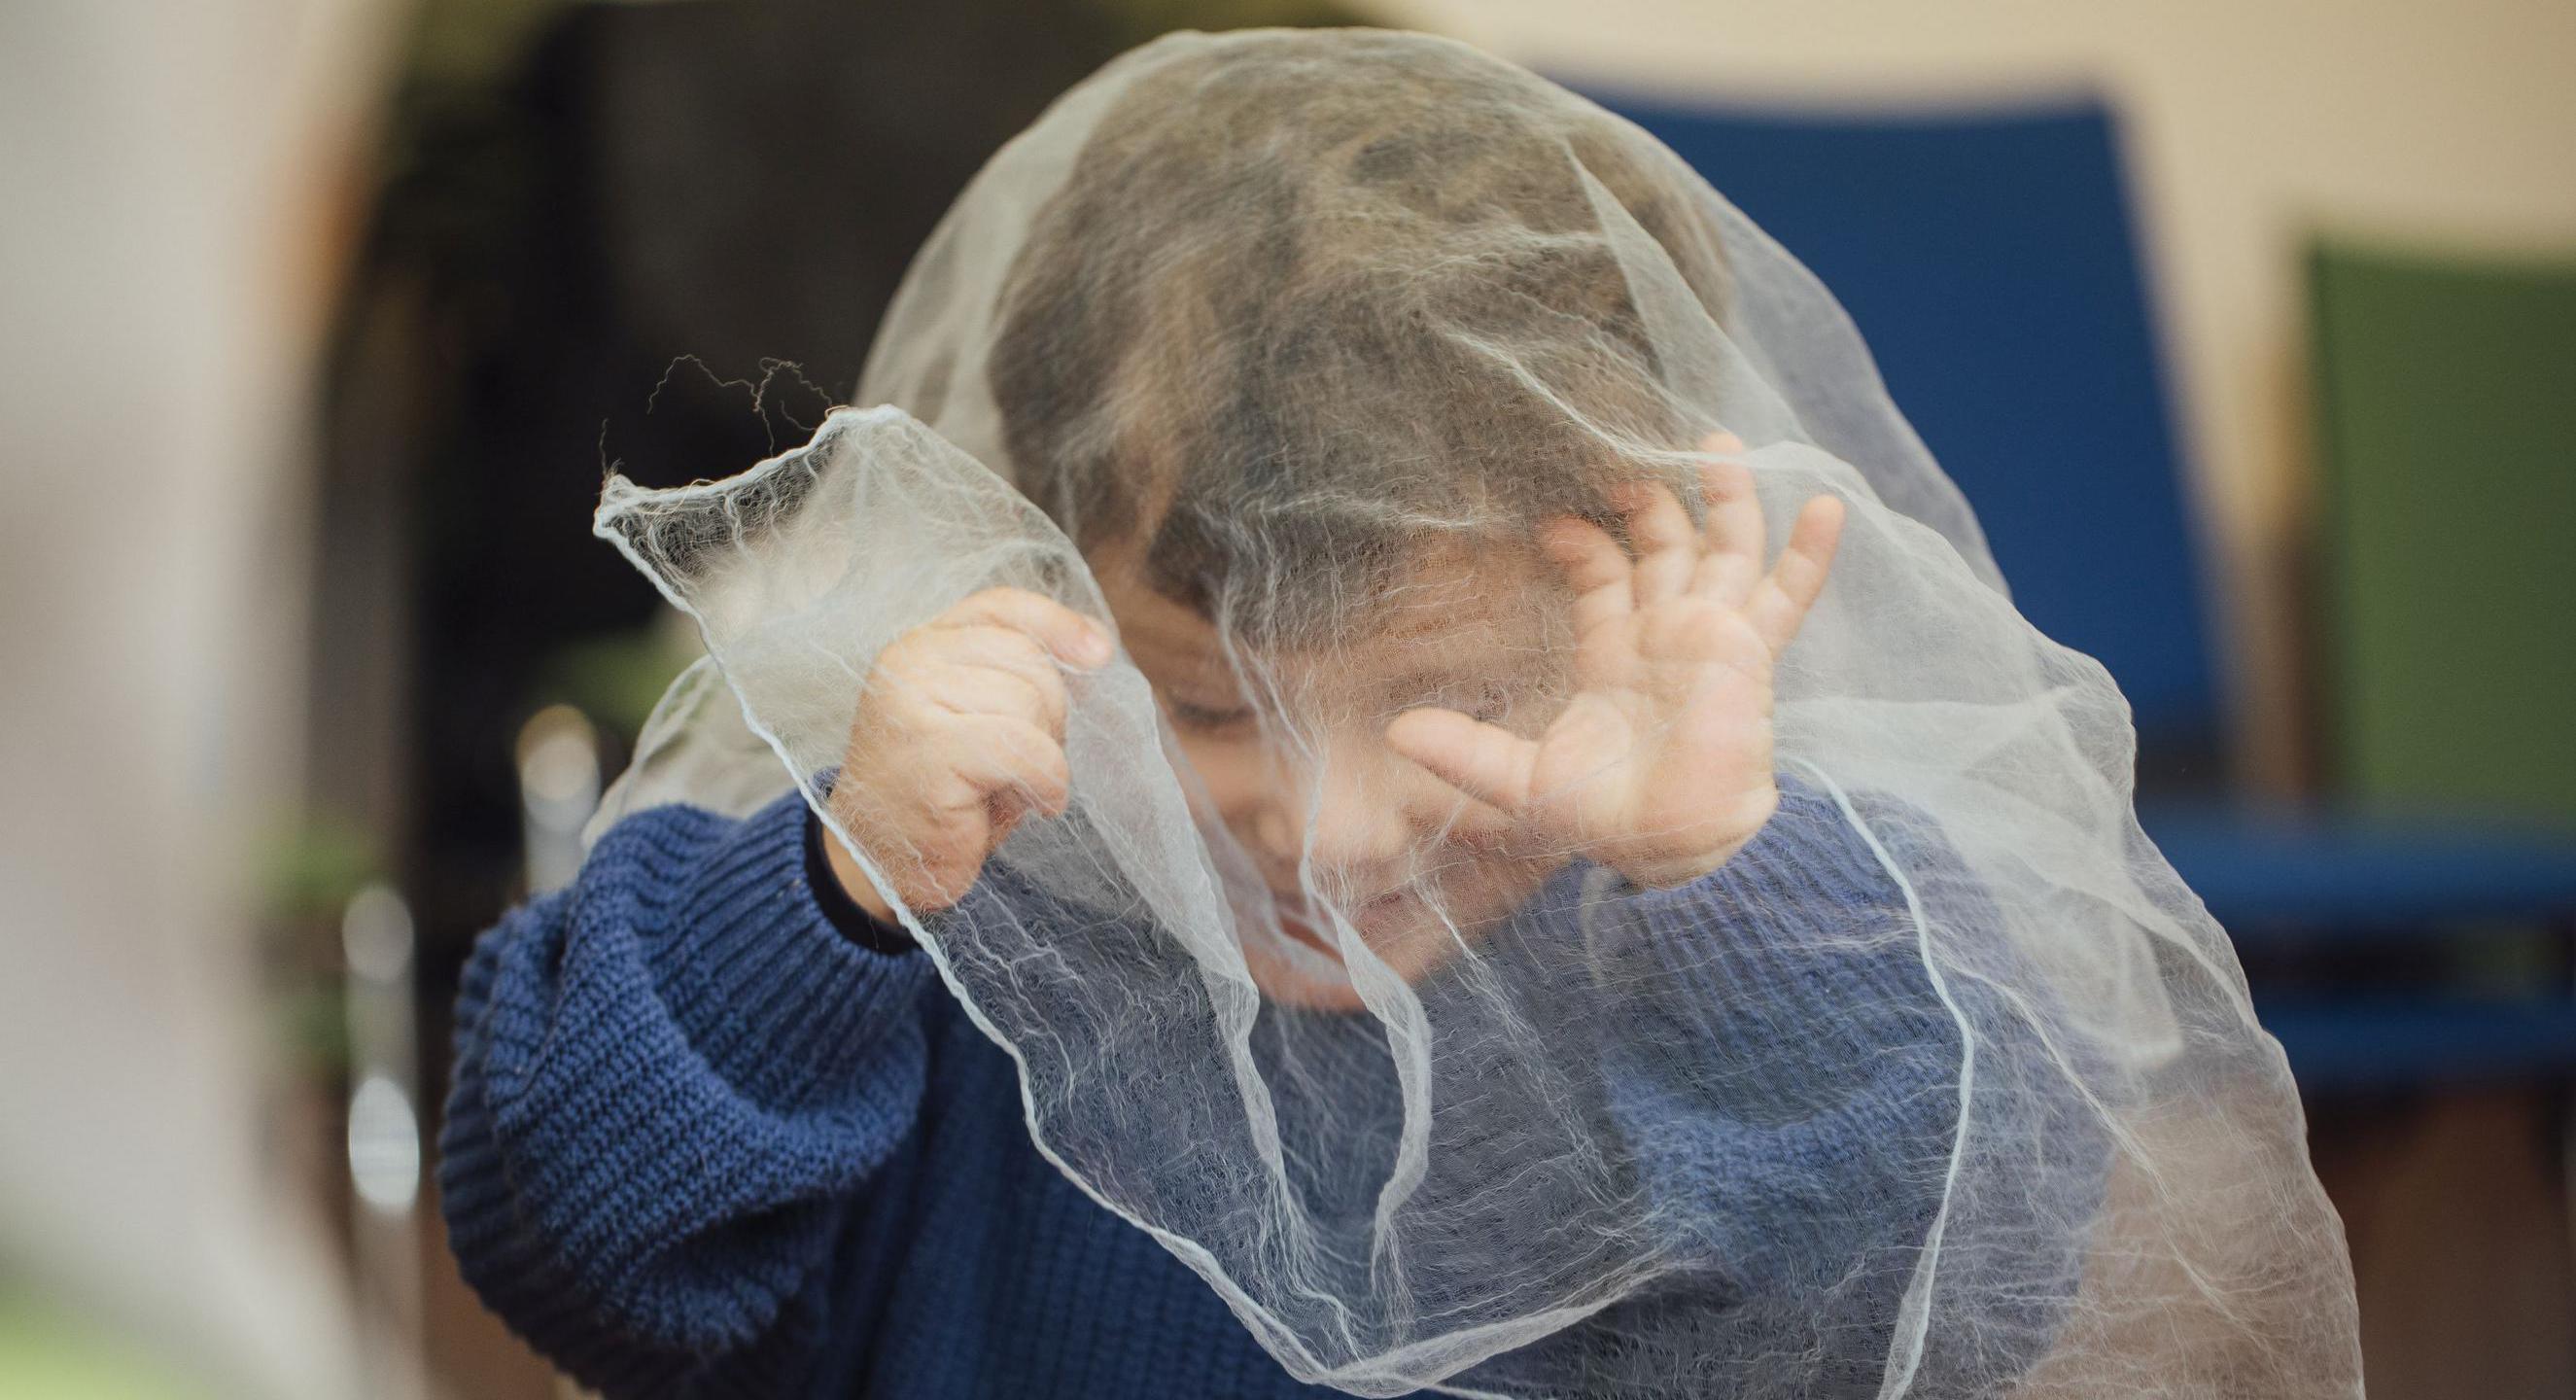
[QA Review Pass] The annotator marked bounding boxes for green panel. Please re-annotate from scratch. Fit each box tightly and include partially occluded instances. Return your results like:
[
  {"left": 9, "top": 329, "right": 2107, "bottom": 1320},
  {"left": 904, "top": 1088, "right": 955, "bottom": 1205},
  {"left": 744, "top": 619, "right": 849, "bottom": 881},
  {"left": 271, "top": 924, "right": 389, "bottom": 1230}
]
[
  {"left": 0, "top": 1289, "right": 208, "bottom": 1400},
  {"left": 2310, "top": 241, "right": 2576, "bottom": 826}
]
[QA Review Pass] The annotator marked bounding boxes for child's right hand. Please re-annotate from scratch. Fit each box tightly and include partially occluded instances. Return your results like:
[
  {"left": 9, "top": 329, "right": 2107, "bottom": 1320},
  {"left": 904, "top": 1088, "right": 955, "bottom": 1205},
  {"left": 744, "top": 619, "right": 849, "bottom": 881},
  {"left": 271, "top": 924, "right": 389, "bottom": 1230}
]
[{"left": 822, "top": 586, "right": 1115, "bottom": 924}]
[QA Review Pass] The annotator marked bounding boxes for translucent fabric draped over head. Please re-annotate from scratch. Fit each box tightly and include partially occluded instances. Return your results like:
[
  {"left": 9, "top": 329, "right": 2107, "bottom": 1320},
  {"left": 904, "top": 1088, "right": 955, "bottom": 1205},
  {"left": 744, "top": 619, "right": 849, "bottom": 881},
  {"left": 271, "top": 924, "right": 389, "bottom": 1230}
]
[{"left": 591, "top": 28, "right": 2359, "bottom": 1398}]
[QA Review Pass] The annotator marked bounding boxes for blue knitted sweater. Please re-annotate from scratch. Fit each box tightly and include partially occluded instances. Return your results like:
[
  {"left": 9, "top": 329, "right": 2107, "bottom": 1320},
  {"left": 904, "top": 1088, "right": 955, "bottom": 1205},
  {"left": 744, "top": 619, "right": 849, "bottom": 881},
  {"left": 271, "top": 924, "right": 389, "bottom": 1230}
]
[{"left": 440, "top": 780, "right": 2087, "bottom": 1398}]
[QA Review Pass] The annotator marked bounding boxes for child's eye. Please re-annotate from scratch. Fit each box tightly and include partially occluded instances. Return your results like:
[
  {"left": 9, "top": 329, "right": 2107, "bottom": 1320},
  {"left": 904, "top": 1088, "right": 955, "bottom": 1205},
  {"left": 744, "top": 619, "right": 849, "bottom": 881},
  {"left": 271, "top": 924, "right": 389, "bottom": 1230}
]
[
  {"left": 1168, "top": 699, "right": 1255, "bottom": 731},
  {"left": 1404, "top": 679, "right": 1512, "bottom": 726}
]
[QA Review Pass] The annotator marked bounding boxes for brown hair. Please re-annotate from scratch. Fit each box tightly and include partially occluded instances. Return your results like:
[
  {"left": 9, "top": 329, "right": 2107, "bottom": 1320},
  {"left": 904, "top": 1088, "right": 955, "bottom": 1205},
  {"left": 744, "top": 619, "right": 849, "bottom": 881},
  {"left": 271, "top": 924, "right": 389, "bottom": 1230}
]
[{"left": 988, "top": 31, "right": 1733, "bottom": 640}]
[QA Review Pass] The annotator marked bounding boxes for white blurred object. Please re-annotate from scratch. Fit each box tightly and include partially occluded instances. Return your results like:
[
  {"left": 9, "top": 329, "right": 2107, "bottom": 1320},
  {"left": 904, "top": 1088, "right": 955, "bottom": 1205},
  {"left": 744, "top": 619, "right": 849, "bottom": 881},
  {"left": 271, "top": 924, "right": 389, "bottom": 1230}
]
[
  {"left": 346, "top": 1074, "right": 422, "bottom": 1217},
  {"left": 0, "top": 2, "right": 405, "bottom": 1397},
  {"left": 518, "top": 705, "right": 603, "bottom": 895},
  {"left": 342, "top": 884, "right": 425, "bottom": 1400}
]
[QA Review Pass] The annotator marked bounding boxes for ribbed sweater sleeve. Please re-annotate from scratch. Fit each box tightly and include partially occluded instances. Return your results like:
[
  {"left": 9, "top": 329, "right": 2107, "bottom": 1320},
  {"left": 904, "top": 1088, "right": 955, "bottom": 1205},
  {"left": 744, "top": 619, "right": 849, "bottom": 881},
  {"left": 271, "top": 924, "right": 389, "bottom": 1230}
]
[
  {"left": 439, "top": 788, "right": 936, "bottom": 1395},
  {"left": 1583, "top": 776, "right": 2098, "bottom": 1392}
]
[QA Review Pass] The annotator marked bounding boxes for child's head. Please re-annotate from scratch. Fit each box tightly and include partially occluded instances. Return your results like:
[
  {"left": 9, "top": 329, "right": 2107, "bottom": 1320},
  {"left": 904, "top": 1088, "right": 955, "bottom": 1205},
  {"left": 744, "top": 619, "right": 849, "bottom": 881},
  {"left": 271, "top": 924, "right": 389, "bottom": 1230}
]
[{"left": 980, "top": 31, "right": 1738, "bottom": 997}]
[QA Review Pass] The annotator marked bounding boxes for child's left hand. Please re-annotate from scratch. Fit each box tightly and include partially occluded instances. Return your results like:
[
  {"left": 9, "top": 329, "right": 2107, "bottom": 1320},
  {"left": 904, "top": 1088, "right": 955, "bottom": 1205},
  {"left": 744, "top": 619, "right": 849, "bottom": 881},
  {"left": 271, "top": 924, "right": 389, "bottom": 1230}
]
[{"left": 1386, "top": 433, "right": 1844, "bottom": 890}]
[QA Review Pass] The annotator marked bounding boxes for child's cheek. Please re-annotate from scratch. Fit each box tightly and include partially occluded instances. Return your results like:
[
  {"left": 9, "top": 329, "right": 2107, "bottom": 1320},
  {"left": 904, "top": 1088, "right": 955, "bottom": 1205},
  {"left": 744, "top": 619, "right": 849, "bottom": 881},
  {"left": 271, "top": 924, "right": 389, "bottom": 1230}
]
[{"left": 1173, "top": 730, "right": 1287, "bottom": 847}]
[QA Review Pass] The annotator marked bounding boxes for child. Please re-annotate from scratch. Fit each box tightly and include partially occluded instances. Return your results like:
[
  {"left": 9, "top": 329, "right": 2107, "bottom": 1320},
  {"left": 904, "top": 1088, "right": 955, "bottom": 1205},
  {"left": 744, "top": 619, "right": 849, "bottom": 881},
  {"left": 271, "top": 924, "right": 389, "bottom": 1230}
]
[{"left": 444, "top": 29, "right": 2108, "bottom": 1399}]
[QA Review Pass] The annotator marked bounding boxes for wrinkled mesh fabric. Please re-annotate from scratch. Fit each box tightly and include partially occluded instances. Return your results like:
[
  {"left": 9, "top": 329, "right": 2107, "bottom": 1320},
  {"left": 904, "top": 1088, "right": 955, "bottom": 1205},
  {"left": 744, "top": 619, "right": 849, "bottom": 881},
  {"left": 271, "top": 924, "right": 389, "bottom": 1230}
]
[{"left": 588, "top": 28, "right": 2360, "bottom": 1398}]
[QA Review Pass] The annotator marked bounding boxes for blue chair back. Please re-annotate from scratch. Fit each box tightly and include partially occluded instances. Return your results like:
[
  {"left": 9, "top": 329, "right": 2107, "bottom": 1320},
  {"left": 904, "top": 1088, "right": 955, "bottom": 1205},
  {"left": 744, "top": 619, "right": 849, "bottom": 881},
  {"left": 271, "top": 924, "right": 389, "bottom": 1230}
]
[{"left": 1589, "top": 93, "right": 2220, "bottom": 771}]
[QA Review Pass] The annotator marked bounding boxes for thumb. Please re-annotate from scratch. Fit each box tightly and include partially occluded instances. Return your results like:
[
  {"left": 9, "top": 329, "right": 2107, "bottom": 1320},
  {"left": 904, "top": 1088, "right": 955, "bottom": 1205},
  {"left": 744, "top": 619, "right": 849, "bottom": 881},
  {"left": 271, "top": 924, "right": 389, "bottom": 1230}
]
[{"left": 1385, "top": 708, "right": 1539, "bottom": 817}]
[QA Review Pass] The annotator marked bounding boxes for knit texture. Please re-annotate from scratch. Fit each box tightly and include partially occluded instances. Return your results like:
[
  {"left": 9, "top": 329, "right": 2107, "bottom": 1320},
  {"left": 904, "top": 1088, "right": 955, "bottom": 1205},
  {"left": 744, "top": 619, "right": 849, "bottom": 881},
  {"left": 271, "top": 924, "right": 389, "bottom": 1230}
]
[{"left": 441, "top": 781, "right": 2083, "bottom": 1398}]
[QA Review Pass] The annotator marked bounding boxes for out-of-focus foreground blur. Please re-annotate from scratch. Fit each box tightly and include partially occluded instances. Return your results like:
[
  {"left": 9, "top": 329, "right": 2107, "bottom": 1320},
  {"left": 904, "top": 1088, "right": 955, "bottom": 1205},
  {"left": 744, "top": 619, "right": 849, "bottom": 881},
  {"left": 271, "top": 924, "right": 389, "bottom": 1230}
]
[{"left": 2, "top": 2, "right": 2569, "bottom": 1396}]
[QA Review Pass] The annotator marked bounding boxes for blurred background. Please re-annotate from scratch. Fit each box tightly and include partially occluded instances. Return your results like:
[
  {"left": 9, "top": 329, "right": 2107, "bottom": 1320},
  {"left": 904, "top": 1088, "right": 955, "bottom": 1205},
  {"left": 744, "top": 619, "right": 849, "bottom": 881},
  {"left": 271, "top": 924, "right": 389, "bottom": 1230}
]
[{"left": 4, "top": 1, "right": 2571, "bottom": 1395}]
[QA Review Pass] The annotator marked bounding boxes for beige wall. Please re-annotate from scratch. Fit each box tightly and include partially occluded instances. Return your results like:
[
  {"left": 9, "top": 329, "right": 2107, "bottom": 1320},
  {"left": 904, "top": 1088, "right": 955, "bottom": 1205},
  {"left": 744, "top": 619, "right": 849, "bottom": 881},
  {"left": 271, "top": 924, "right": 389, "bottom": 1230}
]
[{"left": 1367, "top": 0, "right": 2576, "bottom": 787}]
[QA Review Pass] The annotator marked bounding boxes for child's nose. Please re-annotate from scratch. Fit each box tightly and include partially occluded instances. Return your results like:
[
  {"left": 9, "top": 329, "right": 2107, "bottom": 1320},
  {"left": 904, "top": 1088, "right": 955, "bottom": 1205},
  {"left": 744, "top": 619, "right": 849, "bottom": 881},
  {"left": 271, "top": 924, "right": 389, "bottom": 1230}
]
[{"left": 1282, "top": 736, "right": 1427, "bottom": 890}]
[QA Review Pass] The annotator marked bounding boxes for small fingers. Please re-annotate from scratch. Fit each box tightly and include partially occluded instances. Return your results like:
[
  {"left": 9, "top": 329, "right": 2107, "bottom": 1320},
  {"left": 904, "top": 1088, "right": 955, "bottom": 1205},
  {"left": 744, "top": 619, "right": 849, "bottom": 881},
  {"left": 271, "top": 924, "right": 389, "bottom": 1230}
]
[
  {"left": 952, "top": 715, "right": 1074, "bottom": 817},
  {"left": 985, "top": 790, "right": 1034, "bottom": 851},
  {"left": 936, "top": 586, "right": 1114, "bottom": 669},
  {"left": 1743, "top": 494, "right": 1846, "bottom": 654},
  {"left": 912, "top": 656, "right": 1069, "bottom": 735},
  {"left": 1539, "top": 516, "right": 1634, "bottom": 638},
  {"left": 1691, "top": 454, "right": 1764, "bottom": 608},
  {"left": 892, "top": 625, "right": 1073, "bottom": 732},
  {"left": 1610, "top": 479, "right": 1698, "bottom": 604},
  {"left": 1384, "top": 707, "right": 1540, "bottom": 817}
]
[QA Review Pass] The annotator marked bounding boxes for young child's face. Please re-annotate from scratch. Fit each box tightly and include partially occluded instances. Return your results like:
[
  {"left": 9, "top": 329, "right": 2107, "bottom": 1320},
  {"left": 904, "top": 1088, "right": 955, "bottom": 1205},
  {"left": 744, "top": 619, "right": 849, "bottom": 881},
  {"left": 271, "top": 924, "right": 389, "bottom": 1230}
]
[{"left": 1094, "top": 539, "right": 1572, "bottom": 1009}]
